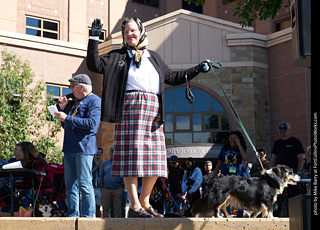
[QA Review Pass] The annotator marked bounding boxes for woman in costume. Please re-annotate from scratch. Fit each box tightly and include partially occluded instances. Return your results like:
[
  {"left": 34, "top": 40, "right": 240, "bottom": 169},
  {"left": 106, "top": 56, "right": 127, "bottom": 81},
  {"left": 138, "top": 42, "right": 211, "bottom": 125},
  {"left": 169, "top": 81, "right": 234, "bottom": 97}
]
[{"left": 86, "top": 17, "right": 211, "bottom": 218}]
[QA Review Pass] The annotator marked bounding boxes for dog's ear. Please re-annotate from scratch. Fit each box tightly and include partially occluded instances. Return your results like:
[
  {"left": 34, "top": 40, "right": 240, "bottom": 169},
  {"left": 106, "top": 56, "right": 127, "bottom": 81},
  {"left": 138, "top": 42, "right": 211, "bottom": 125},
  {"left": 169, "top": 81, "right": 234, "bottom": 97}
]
[
  {"left": 271, "top": 165, "right": 281, "bottom": 177},
  {"left": 279, "top": 165, "right": 290, "bottom": 180},
  {"left": 281, "top": 165, "right": 292, "bottom": 173}
]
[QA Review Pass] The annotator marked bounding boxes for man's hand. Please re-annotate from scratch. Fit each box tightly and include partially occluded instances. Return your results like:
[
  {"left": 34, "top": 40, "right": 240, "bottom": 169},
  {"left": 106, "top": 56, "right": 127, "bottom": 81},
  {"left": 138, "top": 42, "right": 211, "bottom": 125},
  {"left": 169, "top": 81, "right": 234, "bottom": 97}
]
[
  {"left": 58, "top": 96, "right": 68, "bottom": 110},
  {"left": 54, "top": 111, "right": 67, "bottom": 122}
]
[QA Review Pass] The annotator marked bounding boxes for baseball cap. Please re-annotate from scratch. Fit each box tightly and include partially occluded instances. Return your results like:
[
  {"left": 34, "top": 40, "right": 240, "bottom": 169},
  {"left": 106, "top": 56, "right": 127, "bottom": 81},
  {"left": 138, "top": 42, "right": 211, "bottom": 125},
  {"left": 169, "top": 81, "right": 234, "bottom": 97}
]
[
  {"left": 278, "top": 122, "right": 291, "bottom": 133},
  {"left": 170, "top": 155, "right": 178, "bottom": 161},
  {"left": 69, "top": 74, "right": 92, "bottom": 85}
]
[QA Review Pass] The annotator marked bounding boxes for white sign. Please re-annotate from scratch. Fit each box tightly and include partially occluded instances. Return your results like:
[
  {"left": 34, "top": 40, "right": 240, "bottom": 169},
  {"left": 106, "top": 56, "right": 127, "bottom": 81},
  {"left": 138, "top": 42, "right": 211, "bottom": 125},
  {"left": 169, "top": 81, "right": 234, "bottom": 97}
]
[{"left": 166, "top": 145, "right": 222, "bottom": 159}]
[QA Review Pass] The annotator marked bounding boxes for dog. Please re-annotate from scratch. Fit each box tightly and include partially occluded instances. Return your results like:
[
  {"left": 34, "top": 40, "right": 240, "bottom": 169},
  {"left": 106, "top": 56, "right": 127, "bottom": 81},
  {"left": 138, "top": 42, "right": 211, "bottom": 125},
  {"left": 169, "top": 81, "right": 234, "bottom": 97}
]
[
  {"left": 35, "top": 196, "right": 54, "bottom": 217},
  {"left": 191, "top": 164, "right": 300, "bottom": 218}
]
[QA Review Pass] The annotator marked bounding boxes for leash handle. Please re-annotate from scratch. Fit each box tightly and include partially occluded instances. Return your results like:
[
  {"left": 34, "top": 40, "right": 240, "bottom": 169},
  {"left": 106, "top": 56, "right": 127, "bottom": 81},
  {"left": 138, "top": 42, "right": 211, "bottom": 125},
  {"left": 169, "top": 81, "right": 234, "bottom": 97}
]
[
  {"left": 207, "top": 60, "right": 222, "bottom": 69},
  {"left": 207, "top": 61, "right": 265, "bottom": 173}
]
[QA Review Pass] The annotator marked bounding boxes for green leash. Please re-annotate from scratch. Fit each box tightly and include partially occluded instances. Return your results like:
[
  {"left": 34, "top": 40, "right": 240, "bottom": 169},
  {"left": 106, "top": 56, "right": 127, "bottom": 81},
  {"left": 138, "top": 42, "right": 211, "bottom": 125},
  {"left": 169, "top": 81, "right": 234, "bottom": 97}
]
[{"left": 206, "top": 61, "right": 265, "bottom": 173}]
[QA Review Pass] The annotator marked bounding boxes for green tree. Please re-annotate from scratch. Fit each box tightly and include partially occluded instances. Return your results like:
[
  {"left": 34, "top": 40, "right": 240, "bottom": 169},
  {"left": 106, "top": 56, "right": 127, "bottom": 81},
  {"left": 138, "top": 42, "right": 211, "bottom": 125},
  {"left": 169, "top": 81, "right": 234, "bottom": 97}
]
[
  {"left": 184, "top": 0, "right": 290, "bottom": 27},
  {"left": 0, "top": 47, "right": 63, "bottom": 164}
]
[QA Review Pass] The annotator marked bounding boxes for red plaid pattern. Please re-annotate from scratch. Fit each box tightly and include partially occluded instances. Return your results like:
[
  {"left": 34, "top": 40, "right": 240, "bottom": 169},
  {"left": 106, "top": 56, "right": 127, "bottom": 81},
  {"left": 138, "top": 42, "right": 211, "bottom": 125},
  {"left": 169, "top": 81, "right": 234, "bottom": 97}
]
[{"left": 112, "top": 91, "right": 167, "bottom": 178}]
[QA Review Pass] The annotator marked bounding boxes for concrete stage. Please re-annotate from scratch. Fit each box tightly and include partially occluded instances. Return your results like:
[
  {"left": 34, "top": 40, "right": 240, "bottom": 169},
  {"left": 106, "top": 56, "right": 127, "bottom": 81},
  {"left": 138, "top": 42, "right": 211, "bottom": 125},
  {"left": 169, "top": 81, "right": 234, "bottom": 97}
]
[{"left": 0, "top": 217, "right": 289, "bottom": 230}]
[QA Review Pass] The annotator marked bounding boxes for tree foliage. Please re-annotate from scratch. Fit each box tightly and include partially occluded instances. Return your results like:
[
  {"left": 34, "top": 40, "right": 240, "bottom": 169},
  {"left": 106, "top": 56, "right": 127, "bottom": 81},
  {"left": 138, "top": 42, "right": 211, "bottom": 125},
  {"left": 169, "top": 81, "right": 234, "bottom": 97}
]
[
  {"left": 184, "top": 0, "right": 290, "bottom": 27},
  {"left": 0, "top": 47, "right": 63, "bottom": 164}
]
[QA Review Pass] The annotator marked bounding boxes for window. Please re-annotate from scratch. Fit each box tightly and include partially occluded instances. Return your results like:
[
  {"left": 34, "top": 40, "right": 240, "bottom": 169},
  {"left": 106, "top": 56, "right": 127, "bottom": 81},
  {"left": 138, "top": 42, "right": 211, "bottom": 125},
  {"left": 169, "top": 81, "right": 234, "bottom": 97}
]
[
  {"left": 274, "top": 19, "right": 291, "bottom": 32},
  {"left": 26, "top": 16, "right": 59, "bottom": 40},
  {"left": 164, "top": 87, "right": 230, "bottom": 144},
  {"left": 88, "top": 28, "right": 106, "bottom": 43},
  {"left": 46, "top": 84, "right": 72, "bottom": 101},
  {"left": 132, "top": 0, "right": 159, "bottom": 8},
  {"left": 182, "top": 0, "right": 202, "bottom": 14}
]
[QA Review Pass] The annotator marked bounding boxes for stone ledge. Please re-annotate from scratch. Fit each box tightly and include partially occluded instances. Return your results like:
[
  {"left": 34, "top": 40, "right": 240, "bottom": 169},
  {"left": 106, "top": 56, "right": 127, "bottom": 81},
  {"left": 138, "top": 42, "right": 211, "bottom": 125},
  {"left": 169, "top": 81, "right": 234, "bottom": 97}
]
[
  {"left": 78, "top": 217, "right": 289, "bottom": 230},
  {"left": 0, "top": 217, "right": 76, "bottom": 230},
  {"left": 0, "top": 217, "right": 289, "bottom": 230}
]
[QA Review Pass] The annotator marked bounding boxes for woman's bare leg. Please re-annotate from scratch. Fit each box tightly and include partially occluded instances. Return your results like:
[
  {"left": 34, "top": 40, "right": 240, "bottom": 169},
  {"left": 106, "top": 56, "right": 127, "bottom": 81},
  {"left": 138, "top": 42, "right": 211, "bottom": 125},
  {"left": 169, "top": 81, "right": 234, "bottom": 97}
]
[
  {"left": 139, "top": 176, "right": 158, "bottom": 209},
  {"left": 123, "top": 177, "right": 141, "bottom": 211}
]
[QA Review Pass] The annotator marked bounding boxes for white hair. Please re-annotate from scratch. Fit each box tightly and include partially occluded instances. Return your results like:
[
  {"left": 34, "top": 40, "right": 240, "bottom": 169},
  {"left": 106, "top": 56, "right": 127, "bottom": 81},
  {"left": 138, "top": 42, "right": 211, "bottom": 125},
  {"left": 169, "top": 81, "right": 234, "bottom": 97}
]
[{"left": 79, "top": 83, "right": 92, "bottom": 93}]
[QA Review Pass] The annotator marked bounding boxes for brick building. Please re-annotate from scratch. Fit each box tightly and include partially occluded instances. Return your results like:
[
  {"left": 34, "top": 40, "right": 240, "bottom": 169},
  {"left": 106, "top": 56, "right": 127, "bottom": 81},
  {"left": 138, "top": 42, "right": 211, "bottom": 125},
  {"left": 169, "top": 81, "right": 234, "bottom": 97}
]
[{"left": 0, "top": 0, "right": 311, "bottom": 163}]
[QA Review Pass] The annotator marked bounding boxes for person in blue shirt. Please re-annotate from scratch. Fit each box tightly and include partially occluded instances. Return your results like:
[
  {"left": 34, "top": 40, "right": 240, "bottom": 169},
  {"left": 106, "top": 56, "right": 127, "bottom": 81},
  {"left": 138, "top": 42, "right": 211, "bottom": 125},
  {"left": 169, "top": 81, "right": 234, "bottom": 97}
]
[
  {"left": 213, "top": 131, "right": 247, "bottom": 177},
  {"left": 99, "top": 147, "right": 123, "bottom": 218},
  {"left": 212, "top": 130, "right": 247, "bottom": 217},
  {"left": 181, "top": 157, "right": 203, "bottom": 215},
  {"left": 54, "top": 74, "right": 101, "bottom": 218}
]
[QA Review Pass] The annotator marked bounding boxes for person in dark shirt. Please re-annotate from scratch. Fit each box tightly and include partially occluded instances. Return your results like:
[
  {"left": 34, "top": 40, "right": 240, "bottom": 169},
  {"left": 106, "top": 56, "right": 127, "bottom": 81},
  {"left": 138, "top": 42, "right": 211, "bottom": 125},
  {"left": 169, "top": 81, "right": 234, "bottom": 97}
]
[
  {"left": 15, "top": 142, "right": 52, "bottom": 209},
  {"left": 250, "top": 148, "right": 270, "bottom": 178},
  {"left": 270, "top": 122, "right": 305, "bottom": 173},
  {"left": 167, "top": 155, "right": 184, "bottom": 212},
  {"left": 270, "top": 122, "right": 305, "bottom": 217},
  {"left": 201, "top": 160, "right": 214, "bottom": 197}
]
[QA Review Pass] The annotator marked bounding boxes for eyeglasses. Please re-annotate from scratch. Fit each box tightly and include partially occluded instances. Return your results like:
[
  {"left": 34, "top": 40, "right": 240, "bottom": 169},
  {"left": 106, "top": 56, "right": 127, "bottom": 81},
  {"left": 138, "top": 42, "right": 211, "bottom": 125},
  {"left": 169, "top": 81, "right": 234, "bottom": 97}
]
[
  {"left": 69, "top": 83, "right": 80, "bottom": 89},
  {"left": 123, "top": 29, "right": 139, "bottom": 35}
]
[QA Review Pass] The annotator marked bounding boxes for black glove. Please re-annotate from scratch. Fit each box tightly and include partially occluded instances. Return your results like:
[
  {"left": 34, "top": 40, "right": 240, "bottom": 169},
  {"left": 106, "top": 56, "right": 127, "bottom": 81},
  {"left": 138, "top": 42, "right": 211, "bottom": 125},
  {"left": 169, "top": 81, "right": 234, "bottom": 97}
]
[
  {"left": 195, "top": 60, "right": 211, "bottom": 73},
  {"left": 90, "top": 18, "right": 103, "bottom": 37}
]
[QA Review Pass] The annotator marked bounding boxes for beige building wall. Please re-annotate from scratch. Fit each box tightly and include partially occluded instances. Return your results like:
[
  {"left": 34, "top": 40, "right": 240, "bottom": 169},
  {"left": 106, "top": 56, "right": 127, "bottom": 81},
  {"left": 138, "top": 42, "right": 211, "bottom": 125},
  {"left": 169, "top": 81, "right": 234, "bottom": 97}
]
[
  {"left": 15, "top": 0, "right": 69, "bottom": 42},
  {"left": 109, "top": 0, "right": 128, "bottom": 36},
  {"left": 69, "top": 0, "right": 87, "bottom": 44},
  {"left": 1, "top": 0, "right": 108, "bottom": 45},
  {"left": 0, "top": 0, "right": 17, "bottom": 32}
]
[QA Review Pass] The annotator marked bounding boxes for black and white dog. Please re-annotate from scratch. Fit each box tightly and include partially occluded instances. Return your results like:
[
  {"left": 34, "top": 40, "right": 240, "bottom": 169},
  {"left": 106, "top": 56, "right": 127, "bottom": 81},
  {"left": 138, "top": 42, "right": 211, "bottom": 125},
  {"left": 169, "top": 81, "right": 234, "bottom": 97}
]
[
  {"left": 34, "top": 196, "right": 55, "bottom": 217},
  {"left": 191, "top": 164, "right": 300, "bottom": 218}
]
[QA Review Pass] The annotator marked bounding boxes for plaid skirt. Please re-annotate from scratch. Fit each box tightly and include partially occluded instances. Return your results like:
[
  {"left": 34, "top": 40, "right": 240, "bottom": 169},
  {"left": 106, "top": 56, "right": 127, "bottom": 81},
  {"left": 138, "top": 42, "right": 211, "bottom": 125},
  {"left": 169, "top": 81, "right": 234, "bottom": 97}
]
[{"left": 112, "top": 91, "right": 167, "bottom": 178}]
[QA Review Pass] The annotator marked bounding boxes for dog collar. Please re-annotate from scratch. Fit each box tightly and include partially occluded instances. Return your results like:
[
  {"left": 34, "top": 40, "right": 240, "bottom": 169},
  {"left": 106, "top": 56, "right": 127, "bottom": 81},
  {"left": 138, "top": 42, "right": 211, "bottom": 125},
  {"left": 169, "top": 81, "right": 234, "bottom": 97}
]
[{"left": 267, "top": 171, "right": 284, "bottom": 194}]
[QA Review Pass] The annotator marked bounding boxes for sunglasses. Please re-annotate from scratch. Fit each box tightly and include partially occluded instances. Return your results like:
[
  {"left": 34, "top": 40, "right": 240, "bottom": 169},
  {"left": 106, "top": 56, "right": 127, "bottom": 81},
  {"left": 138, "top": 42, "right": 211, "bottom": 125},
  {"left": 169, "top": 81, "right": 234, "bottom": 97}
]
[{"left": 69, "top": 83, "right": 80, "bottom": 89}]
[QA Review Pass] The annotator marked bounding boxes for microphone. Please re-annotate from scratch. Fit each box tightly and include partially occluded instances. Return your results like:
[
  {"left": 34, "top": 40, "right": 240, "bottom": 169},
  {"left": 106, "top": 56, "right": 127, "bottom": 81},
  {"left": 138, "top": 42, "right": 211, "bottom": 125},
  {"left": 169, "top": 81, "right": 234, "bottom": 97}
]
[{"left": 55, "top": 93, "right": 74, "bottom": 105}]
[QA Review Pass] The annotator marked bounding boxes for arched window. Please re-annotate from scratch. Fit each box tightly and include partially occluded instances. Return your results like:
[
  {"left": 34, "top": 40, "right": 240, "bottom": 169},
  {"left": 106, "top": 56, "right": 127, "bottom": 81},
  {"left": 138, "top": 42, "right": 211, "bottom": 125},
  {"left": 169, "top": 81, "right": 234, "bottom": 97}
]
[{"left": 164, "top": 86, "right": 230, "bottom": 144}]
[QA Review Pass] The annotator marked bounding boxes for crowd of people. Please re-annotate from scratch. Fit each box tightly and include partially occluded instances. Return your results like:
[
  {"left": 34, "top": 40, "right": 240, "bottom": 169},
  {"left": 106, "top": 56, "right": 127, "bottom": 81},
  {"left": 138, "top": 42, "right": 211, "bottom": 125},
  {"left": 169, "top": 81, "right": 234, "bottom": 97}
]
[
  {"left": 0, "top": 121, "right": 311, "bottom": 218},
  {"left": 0, "top": 16, "right": 311, "bottom": 218}
]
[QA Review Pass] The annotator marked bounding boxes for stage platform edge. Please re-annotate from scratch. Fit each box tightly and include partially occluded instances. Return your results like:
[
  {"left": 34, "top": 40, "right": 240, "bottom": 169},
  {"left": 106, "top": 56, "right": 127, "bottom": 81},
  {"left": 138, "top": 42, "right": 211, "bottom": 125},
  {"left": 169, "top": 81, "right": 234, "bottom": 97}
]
[{"left": 0, "top": 217, "right": 289, "bottom": 230}]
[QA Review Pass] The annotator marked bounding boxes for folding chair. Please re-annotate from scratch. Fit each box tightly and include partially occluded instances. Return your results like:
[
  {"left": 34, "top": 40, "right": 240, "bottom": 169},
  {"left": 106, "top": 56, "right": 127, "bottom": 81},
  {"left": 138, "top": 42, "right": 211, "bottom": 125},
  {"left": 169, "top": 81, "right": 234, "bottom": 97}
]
[{"left": 47, "top": 163, "right": 67, "bottom": 217}]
